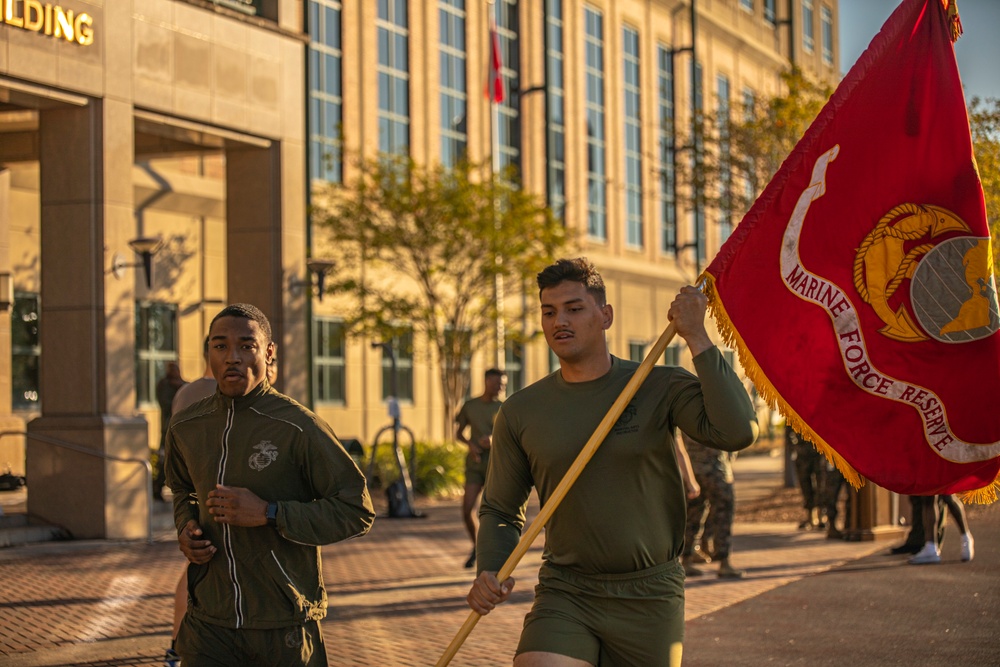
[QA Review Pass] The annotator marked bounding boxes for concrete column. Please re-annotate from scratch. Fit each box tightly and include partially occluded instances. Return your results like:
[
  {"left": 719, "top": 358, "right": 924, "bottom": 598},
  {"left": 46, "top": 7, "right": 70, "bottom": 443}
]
[
  {"left": 225, "top": 142, "right": 307, "bottom": 404},
  {"left": 27, "top": 100, "right": 149, "bottom": 540},
  {"left": 0, "top": 169, "right": 26, "bottom": 474},
  {"left": 845, "top": 484, "right": 906, "bottom": 543}
]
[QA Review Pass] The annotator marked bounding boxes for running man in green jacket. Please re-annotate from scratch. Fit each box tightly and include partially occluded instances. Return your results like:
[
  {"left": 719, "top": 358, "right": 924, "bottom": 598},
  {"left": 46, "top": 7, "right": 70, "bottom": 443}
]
[
  {"left": 165, "top": 304, "right": 374, "bottom": 667},
  {"left": 465, "top": 258, "right": 758, "bottom": 667}
]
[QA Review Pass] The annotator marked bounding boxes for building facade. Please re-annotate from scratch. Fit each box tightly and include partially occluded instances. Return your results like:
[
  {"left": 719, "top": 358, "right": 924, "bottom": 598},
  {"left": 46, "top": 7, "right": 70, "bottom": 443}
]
[
  {"left": 0, "top": 0, "right": 840, "bottom": 538},
  {"left": 304, "top": 0, "right": 841, "bottom": 444},
  {"left": 0, "top": 0, "right": 308, "bottom": 538}
]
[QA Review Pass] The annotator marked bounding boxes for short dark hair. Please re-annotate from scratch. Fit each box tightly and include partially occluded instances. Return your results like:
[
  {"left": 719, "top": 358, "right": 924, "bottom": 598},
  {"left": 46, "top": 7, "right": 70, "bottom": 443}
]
[
  {"left": 485, "top": 368, "right": 505, "bottom": 380},
  {"left": 537, "top": 257, "right": 606, "bottom": 305},
  {"left": 210, "top": 303, "right": 273, "bottom": 343}
]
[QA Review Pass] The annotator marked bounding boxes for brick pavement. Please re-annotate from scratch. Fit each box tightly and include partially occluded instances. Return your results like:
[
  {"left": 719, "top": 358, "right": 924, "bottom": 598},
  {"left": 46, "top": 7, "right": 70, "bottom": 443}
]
[{"left": 0, "top": 480, "right": 897, "bottom": 667}]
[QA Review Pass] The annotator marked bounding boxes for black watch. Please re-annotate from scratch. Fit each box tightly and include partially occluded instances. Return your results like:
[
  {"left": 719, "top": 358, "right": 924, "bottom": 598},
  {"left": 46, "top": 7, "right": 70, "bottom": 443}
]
[{"left": 265, "top": 501, "right": 279, "bottom": 528}]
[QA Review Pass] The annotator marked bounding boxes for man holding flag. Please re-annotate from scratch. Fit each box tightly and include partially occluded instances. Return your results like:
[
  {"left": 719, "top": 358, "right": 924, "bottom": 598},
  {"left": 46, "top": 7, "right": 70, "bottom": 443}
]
[{"left": 466, "top": 258, "right": 757, "bottom": 666}]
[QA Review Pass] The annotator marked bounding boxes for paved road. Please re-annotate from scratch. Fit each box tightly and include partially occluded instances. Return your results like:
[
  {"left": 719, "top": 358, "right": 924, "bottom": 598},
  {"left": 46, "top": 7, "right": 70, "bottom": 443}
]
[{"left": 0, "top": 453, "right": 996, "bottom": 666}]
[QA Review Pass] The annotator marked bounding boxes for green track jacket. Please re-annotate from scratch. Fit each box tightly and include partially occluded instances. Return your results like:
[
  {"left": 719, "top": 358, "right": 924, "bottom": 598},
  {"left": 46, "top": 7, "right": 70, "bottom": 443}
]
[{"left": 165, "top": 381, "right": 375, "bottom": 629}]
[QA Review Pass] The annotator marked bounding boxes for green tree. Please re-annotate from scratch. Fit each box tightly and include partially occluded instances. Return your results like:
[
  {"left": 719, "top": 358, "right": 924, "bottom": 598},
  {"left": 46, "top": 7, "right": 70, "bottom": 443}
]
[
  {"left": 311, "top": 155, "right": 569, "bottom": 433},
  {"left": 969, "top": 96, "right": 1000, "bottom": 275},
  {"left": 726, "top": 67, "right": 834, "bottom": 216}
]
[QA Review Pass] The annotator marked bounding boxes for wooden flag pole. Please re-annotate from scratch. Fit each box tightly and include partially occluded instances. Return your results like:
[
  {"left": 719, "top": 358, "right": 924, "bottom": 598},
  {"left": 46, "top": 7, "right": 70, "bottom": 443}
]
[{"left": 435, "top": 320, "right": 680, "bottom": 667}]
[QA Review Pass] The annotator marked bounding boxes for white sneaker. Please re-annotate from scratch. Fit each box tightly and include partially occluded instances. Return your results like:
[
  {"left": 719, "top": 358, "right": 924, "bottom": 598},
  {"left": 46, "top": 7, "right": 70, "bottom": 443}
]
[
  {"left": 960, "top": 534, "right": 975, "bottom": 562},
  {"left": 908, "top": 542, "right": 941, "bottom": 565}
]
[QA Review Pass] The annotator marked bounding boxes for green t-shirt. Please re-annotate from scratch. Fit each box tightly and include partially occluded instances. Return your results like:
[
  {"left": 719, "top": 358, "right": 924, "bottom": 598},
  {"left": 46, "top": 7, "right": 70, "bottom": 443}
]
[
  {"left": 456, "top": 397, "right": 503, "bottom": 446},
  {"left": 478, "top": 347, "right": 757, "bottom": 576}
]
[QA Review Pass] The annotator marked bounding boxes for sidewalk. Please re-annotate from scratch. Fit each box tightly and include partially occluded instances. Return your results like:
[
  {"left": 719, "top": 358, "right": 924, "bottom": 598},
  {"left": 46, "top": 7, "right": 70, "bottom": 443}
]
[{"left": 0, "top": 453, "right": 995, "bottom": 666}]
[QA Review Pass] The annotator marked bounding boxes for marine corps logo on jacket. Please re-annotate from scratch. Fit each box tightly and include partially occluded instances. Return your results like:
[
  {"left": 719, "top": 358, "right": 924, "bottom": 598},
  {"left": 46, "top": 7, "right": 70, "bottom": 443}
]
[{"left": 249, "top": 441, "right": 279, "bottom": 471}]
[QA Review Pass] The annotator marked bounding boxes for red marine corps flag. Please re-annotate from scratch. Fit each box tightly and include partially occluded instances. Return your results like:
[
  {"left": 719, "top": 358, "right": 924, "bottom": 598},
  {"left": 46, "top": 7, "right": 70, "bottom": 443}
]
[{"left": 705, "top": 0, "right": 1000, "bottom": 501}]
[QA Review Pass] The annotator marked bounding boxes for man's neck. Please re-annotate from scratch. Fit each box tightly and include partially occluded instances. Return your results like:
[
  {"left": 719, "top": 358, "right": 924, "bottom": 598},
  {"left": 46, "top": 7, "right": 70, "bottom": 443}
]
[{"left": 558, "top": 350, "right": 613, "bottom": 384}]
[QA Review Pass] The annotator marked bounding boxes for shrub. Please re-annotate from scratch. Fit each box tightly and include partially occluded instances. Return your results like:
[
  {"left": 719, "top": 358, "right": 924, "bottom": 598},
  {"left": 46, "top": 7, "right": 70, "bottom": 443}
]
[{"left": 363, "top": 440, "right": 466, "bottom": 499}]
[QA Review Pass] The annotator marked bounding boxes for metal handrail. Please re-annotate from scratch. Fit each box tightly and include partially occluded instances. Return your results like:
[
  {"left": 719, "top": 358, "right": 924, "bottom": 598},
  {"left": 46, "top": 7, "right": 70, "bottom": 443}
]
[{"left": 0, "top": 430, "right": 154, "bottom": 545}]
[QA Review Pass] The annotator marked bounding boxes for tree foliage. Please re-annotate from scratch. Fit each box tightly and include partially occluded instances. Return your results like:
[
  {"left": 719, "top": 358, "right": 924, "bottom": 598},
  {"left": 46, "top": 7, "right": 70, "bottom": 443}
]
[
  {"left": 311, "top": 154, "right": 569, "bottom": 431},
  {"left": 968, "top": 96, "right": 1000, "bottom": 276}
]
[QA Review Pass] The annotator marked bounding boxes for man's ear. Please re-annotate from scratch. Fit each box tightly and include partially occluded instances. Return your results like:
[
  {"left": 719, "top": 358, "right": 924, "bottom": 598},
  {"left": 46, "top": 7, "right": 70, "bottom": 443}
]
[
  {"left": 266, "top": 341, "right": 276, "bottom": 362},
  {"left": 602, "top": 304, "right": 614, "bottom": 330}
]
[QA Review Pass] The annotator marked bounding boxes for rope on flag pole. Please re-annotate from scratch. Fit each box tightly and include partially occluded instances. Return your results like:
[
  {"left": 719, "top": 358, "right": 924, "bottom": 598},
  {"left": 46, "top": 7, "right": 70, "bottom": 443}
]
[{"left": 434, "top": 319, "right": 681, "bottom": 666}]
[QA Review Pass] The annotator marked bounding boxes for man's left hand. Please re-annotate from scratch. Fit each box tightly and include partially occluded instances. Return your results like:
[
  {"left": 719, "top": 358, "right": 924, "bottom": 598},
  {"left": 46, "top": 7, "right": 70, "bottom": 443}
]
[{"left": 206, "top": 485, "right": 268, "bottom": 527}]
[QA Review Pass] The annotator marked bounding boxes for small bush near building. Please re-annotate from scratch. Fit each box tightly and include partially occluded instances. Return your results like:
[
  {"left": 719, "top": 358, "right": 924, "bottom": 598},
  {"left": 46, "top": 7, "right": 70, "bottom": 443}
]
[{"left": 363, "top": 440, "right": 466, "bottom": 499}]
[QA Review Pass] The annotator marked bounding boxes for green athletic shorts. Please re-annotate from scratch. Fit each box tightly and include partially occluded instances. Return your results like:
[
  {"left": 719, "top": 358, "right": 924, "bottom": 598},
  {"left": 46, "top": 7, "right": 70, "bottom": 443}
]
[
  {"left": 176, "top": 615, "right": 327, "bottom": 667},
  {"left": 517, "top": 559, "right": 685, "bottom": 667},
  {"left": 465, "top": 450, "right": 490, "bottom": 486}
]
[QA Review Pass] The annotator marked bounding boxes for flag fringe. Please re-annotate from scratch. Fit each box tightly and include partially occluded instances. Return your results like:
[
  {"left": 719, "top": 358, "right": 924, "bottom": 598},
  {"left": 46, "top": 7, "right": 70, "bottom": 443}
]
[
  {"left": 701, "top": 273, "right": 866, "bottom": 490},
  {"left": 957, "top": 476, "right": 999, "bottom": 504},
  {"left": 944, "top": 0, "right": 963, "bottom": 42}
]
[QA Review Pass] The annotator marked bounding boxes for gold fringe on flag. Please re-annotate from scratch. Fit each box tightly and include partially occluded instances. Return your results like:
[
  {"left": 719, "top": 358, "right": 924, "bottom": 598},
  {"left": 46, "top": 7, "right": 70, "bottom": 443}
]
[
  {"left": 944, "top": 0, "right": 963, "bottom": 42},
  {"left": 958, "top": 476, "right": 999, "bottom": 504},
  {"left": 701, "top": 273, "right": 865, "bottom": 490}
]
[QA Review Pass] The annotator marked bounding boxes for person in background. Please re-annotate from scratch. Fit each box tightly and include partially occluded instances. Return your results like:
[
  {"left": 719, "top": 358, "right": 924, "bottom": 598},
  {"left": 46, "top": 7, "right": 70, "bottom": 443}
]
[
  {"left": 787, "top": 424, "right": 827, "bottom": 530},
  {"left": 455, "top": 367, "right": 507, "bottom": 568},
  {"left": 678, "top": 431, "right": 745, "bottom": 579},
  {"left": 165, "top": 304, "right": 374, "bottom": 666},
  {"left": 909, "top": 494, "right": 974, "bottom": 565}
]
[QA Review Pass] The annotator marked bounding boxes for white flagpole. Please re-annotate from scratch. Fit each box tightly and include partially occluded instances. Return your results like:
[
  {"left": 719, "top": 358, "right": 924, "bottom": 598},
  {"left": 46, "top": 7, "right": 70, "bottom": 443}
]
[{"left": 490, "top": 2, "right": 505, "bottom": 370}]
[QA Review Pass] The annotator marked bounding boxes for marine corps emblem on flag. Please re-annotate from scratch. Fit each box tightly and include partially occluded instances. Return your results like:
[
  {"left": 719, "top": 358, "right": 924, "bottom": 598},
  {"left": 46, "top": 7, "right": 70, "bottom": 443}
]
[{"left": 703, "top": 0, "right": 1000, "bottom": 501}]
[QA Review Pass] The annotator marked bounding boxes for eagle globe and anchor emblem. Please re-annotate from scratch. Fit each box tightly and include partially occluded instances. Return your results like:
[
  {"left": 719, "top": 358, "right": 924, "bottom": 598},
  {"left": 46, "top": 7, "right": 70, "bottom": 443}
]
[{"left": 853, "top": 202, "right": 1000, "bottom": 344}]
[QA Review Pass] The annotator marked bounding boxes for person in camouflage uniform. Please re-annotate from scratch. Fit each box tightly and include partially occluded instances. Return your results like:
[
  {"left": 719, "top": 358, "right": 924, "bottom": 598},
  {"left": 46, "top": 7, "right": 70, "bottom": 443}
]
[
  {"left": 679, "top": 431, "right": 744, "bottom": 579},
  {"left": 787, "top": 424, "right": 827, "bottom": 530}
]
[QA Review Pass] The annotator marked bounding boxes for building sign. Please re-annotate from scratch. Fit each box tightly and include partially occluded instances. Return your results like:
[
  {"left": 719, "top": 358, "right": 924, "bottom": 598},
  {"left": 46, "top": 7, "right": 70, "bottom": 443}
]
[{"left": 2, "top": 0, "right": 94, "bottom": 46}]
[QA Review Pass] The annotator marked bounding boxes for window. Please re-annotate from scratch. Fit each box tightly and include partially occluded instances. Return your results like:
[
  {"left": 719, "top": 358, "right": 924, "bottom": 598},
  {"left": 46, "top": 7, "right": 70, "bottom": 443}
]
[
  {"left": 494, "top": 0, "right": 521, "bottom": 174},
  {"left": 723, "top": 349, "right": 736, "bottom": 369},
  {"left": 742, "top": 87, "right": 757, "bottom": 206},
  {"left": 377, "top": 0, "right": 410, "bottom": 155},
  {"left": 663, "top": 344, "right": 681, "bottom": 366},
  {"left": 135, "top": 302, "right": 179, "bottom": 406},
  {"left": 545, "top": 0, "right": 566, "bottom": 220},
  {"left": 381, "top": 328, "right": 414, "bottom": 401},
  {"left": 717, "top": 74, "right": 732, "bottom": 244},
  {"left": 740, "top": 0, "right": 753, "bottom": 11},
  {"left": 802, "top": 0, "right": 814, "bottom": 54},
  {"left": 584, "top": 6, "right": 606, "bottom": 241},
  {"left": 623, "top": 26, "right": 643, "bottom": 249},
  {"left": 11, "top": 293, "right": 40, "bottom": 410},
  {"left": 764, "top": 0, "right": 776, "bottom": 24},
  {"left": 821, "top": 6, "right": 833, "bottom": 66},
  {"left": 313, "top": 317, "right": 346, "bottom": 404},
  {"left": 657, "top": 44, "right": 676, "bottom": 256},
  {"left": 505, "top": 340, "right": 524, "bottom": 392},
  {"left": 308, "top": 0, "right": 343, "bottom": 182},
  {"left": 439, "top": 0, "right": 467, "bottom": 167},
  {"left": 548, "top": 347, "right": 561, "bottom": 373},
  {"left": 628, "top": 341, "right": 646, "bottom": 363}
]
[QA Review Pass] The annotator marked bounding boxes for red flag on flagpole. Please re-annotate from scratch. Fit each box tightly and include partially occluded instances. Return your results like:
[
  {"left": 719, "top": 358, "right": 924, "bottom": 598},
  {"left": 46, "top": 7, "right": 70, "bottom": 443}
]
[
  {"left": 704, "top": 0, "right": 1000, "bottom": 502},
  {"left": 486, "top": 20, "right": 505, "bottom": 103}
]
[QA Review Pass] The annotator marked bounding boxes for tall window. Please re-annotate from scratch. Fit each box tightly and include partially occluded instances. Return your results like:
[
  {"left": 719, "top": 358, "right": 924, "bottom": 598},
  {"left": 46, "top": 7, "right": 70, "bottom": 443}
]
[
  {"left": 740, "top": 0, "right": 753, "bottom": 11},
  {"left": 717, "top": 74, "right": 732, "bottom": 244},
  {"left": 11, "top": 293, "right": 40, "bottom": 410},
  {"left": 377, "top": 0, "right": 410, "bottom": 155},
  {"left": 623, "top": 26, "right": 643, "bottom": 249},
  {"left": 545, "top": 0, "right": 566, "bottom": 220},
  {"left": 657, "top": 44, "right": 676, "bottom": 256},
  {"left": 742, "top": 87, "right": 757, "bottom": 206},
  {"left": 764, "top": 0, "right": 776, "bottom": 24},
  {"left": 439, "top": 0, "right": 467, "bottom": 167},
  {"left": 505, "top": 340, "right": 524, "bottom": 393},
  {"left": 313, "top": 317, "right": 346, "bottom": 404},
  {"left": 628, "top": 341, "right": 646, "bottom": 363},
  {"left": 821, "top": 5, "right": 833, "bottom": 66},
  {"left": 135, "top": 302, "right": 178, "bottom": 406},
  {"left": 494, "top": 0, "right": 521, "bottom": 174},
  {"left": 802, "top": 0, "right": 815, "bottom": 54},
  {"left": 584, "top": 6, "right": 606, "bottom": 241},
  {"left": 692, "top": 61, "right": 706, "bottom": 265},
  {"left": 307, "top": 0, "right": 343, "bottom": 182},
  {"left": 381, "top": 328, "right": 414, "bottom": 401}
]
